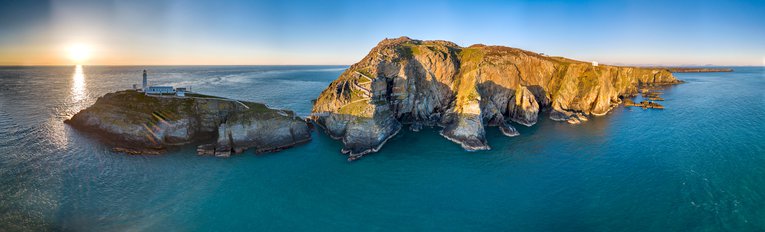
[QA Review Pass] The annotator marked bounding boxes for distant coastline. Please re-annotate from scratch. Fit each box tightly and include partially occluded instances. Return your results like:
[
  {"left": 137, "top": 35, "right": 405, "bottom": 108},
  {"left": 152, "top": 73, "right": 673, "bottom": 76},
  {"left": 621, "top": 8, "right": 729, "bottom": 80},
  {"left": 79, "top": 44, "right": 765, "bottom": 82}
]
[{"left": 662, "top": 67, "right": 734, "bottom": 73}]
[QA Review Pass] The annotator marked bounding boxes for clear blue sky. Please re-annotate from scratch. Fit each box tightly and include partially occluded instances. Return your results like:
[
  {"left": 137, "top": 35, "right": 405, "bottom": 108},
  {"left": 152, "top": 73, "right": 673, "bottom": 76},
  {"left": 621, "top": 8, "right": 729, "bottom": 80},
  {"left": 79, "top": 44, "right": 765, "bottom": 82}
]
[{"left": 1, "top": 0, "right": 763, "bottom": 65}]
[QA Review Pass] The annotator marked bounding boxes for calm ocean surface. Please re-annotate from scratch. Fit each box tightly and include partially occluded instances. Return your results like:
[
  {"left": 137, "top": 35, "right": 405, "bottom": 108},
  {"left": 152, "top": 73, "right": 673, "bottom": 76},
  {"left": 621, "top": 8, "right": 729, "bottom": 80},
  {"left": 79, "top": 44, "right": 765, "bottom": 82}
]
[{"left": 0, "top": 65, "right": 763, "bottom": 231}]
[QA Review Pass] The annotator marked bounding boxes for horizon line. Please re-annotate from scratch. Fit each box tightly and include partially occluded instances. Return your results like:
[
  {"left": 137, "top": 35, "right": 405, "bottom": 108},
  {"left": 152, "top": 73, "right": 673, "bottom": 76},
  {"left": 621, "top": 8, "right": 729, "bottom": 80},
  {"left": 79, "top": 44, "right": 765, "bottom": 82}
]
[{"left": 0, "top": 64, "right": 762, "bottom": 67}]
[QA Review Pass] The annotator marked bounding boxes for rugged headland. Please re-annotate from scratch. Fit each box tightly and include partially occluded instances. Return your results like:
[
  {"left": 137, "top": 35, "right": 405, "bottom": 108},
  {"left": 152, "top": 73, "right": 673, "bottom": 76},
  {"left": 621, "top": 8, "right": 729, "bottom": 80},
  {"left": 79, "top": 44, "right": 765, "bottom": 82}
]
[
  {"left": 311, "top": 37, "right": 681, "bottom": 160},
  {"left": 66, "top": 90, "right": 311, "bottom": 156}
]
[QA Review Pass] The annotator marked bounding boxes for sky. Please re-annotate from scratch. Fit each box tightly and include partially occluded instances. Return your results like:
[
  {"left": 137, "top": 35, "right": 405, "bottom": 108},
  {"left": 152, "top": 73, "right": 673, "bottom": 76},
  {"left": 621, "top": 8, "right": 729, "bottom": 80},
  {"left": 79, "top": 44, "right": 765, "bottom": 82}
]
[{"left": 0, "top": 0, "right": 763, "bottom": 66}]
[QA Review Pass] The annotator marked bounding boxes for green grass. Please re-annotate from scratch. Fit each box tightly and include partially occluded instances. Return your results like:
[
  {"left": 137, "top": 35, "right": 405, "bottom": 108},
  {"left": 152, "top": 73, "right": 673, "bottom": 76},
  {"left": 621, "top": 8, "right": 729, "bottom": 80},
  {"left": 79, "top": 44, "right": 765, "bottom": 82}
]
[
  {"left": 577, "top": 68, "right": 600, "bottom": 92},
  {"left": 241, "top": 102, "right": 278, "bottom": 114},
  {"left": 459, "top": 47, "right": 484, "bottom": 66},
  {"left": 185, "top": 92, "right": 225, "bottom": 99},
  {"left": 400, "top": 42, "right": 442, "bottom": 59},
  {"left": 548, "top": 63, "right": 571, "bottom": 102},
  {"left": 356, "top": 69, "right": 375, "bottom": 81},
  {"left": 337, "top": 100, "right": 371, "bottom": 116}
]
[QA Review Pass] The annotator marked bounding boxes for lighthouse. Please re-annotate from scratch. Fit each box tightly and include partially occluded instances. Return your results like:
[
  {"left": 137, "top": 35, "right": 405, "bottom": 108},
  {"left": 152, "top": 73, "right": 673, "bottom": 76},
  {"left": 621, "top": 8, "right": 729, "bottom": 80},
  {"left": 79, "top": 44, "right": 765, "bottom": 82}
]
[{"left": 142, "top": 70, "right": 148, "bottom": 90}]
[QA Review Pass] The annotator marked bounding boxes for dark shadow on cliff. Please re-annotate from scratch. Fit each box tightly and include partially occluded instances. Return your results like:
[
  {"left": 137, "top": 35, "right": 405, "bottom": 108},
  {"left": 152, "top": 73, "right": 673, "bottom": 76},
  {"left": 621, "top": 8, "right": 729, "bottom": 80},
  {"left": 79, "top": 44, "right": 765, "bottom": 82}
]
[
  {"left": 476, "top": 80, "right": 549, "bottom": 127},
  {"left": 313, "top": 61, "right": 565, "bottom": 157}
]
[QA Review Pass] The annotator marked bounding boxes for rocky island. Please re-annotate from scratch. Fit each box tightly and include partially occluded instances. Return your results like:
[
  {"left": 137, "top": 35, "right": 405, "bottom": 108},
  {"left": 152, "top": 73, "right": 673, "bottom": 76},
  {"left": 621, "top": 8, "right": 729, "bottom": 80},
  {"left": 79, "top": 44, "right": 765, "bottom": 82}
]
[
  {"left": 66, "top": 90, "right": 311, "bottom": 156},
  {"left": 311, "top": 37, "right": 681, "bottom": 160}
]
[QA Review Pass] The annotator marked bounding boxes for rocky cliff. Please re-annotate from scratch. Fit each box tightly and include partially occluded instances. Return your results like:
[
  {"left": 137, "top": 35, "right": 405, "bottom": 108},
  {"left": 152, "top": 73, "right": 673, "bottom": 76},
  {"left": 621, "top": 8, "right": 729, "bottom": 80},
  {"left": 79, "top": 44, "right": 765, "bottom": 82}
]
[
  {"left": 311, "top": 37, "right": 680, "bottom": 159},
  {"left": 66, "top": 90, "right": 311, "bottom": 156}
]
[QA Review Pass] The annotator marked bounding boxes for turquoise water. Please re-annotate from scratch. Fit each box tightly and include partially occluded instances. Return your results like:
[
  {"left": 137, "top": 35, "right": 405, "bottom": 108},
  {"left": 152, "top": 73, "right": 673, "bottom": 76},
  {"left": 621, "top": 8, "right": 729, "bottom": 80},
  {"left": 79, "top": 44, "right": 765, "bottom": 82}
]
[{"left": 0, "top": 66, "right": 763, "bottom": 231}]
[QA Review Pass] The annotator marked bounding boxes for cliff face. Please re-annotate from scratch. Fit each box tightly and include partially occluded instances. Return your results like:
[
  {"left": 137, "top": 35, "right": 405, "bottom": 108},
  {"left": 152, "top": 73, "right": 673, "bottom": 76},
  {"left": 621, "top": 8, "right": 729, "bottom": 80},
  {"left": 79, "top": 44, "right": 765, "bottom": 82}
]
[
  {"left": 311, "top": 37, "right": 680, "bottom": 159},
  {"left": 66, "top": 90, "right": 311, "bottom": 155}
]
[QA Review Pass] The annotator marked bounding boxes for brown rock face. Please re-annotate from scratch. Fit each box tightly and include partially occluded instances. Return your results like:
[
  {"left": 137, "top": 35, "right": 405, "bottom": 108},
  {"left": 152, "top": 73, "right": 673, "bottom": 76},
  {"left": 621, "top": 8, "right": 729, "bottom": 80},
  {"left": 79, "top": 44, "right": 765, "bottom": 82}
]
[
  {"left": 311, "top": 37, "right": 680, "bottom": 158},
  {"left": 508, "top": 85, "right": 539, "bottom": 126}
]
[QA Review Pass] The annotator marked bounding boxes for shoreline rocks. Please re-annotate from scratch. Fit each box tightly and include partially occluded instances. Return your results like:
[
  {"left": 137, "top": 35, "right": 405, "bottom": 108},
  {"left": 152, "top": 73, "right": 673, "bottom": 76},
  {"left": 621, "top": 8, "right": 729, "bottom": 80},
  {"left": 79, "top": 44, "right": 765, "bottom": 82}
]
[
  {"left": 65, "top": 90, "right": 311, "bottom": 156},
  {"left": 624, "top": 99, "right": 665, "bottom": 109},
  {"left": 311, "top": 37, "right": 681, "bottom": 160}
]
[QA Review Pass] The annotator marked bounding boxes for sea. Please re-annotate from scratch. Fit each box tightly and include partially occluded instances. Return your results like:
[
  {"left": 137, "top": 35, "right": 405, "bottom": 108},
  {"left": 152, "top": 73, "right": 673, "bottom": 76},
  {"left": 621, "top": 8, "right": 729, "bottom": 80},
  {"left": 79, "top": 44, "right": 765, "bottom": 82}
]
[{"left": 0, "top": 65, "right": 763, "bottom": 231}]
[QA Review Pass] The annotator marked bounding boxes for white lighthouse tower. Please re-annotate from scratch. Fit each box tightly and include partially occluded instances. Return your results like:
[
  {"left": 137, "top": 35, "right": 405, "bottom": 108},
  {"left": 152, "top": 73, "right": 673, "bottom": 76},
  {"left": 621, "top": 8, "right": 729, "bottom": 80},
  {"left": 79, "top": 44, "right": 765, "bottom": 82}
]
[{"left": 142, "top": 70, "right": 148, "bottom": 90}]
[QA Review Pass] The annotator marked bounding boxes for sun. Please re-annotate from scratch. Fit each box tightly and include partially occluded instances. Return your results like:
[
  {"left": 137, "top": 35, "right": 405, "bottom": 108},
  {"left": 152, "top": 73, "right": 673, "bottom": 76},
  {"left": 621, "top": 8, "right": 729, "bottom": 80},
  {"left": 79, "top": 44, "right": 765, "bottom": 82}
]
[{"left": 67, "top": 44, "right": 92, "bottom": 64}]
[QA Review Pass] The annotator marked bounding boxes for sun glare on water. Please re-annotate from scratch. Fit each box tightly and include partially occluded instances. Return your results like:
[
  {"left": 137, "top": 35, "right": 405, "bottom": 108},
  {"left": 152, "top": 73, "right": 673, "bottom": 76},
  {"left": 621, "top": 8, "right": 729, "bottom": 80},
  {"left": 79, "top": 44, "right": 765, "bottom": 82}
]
[{"left": 67, "top": 44, "right": 92, "bottom": 64}]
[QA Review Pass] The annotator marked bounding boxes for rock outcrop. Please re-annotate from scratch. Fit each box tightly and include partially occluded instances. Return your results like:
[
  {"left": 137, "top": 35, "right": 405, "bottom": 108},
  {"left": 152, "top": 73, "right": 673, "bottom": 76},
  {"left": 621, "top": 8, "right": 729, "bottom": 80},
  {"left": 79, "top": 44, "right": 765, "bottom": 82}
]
[
  {"left": 507, "top": 85, "right": 539, "bottom": 126},
  {"left": 311, "top": 37, "right": 681, "bottom": 159},
  {"left": 65, "top": 90, "right": 311, "bottom": 155},
  {"left": 623, "top": 99, "right": 665, "bottom": 110}
]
